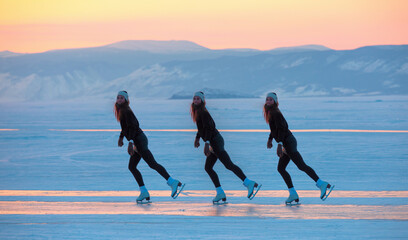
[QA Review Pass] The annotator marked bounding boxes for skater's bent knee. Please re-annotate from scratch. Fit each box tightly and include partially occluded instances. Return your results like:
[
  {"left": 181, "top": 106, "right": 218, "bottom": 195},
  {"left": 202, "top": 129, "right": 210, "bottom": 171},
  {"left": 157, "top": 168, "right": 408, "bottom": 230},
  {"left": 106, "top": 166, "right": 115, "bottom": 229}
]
[
  {"left": 128, "top": 164, "right": 136, "bottom": 172},
  {"left": 297, "top": 164, "right": 310, "bottom": 172},
  {"left": 205, "top": 165, "right": 214, "bottom": 173},
  {"left": 224, "top": 164, "right": 236, "bottom": 171},
  {"left": 147, "top": 162, "right": 160, "bottom": 170}
]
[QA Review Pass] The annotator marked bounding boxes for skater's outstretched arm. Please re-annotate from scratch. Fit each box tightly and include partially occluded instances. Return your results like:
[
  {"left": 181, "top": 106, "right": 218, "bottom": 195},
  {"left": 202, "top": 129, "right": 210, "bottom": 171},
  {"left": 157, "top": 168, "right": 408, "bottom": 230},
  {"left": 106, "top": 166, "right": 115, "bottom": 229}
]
[
  {"left": 267, "top": 138, "right": 273, "bottom": 149},
  {"left": 201, "top": 111, "right": 216, "bottom": 142},
  {"left": 267, "top": 117, "right": 277, "bottom": 149},
  {"left": 123, "top": 109, "right": 141, "bottom": 141},
  {"left": 194, "top": 135, "right": 200, "bottom": 148},
  {"left": 274, "top": 113, "right": 288, "bottom": 144},
  {"left": 118, "top": 135, "right": 124, "bottom": 147}
]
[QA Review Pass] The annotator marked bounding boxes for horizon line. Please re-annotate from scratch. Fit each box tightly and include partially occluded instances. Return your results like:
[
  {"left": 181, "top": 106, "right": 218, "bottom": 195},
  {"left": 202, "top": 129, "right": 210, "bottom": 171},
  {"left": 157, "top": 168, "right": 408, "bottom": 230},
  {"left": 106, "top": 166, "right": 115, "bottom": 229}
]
[{"left": 2, "top": 40, "right": 407, "bottom": 55}]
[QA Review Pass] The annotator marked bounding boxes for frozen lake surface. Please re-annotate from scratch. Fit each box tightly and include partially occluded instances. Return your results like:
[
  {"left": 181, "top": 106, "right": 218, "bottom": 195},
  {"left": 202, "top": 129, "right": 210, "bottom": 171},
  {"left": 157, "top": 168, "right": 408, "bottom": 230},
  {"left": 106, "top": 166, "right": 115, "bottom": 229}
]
[{"left": 0, "top": 96, "right": 407, "bottom": 239}]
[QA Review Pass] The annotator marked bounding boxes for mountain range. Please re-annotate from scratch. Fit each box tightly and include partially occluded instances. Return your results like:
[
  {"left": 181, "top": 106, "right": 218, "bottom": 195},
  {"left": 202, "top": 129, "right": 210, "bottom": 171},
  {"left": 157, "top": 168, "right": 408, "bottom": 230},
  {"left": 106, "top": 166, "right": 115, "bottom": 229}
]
[{"left": 0, "top": 40, "right": 406, "bottom": 101}]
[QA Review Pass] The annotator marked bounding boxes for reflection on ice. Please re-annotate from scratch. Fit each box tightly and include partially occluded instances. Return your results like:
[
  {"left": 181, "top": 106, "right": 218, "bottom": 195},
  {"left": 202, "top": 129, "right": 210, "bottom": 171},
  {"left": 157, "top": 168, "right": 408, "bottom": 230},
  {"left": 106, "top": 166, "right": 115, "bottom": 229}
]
[{"left": 1, "top": 201, "right": 407, "bottom": 220}]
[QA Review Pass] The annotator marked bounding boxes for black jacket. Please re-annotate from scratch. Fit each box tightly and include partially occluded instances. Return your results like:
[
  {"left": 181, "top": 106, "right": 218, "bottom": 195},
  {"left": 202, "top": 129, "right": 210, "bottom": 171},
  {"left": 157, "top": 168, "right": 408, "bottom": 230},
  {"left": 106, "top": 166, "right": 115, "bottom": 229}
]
[
  {"left": 268, "top": 109, "right": 292, "bottom": 143},
  {"left": 195, "top": 110, "right": 219, "bottom": 142},
  {"left": 119, "top": 107, "right": 143, "bottom": 141}
]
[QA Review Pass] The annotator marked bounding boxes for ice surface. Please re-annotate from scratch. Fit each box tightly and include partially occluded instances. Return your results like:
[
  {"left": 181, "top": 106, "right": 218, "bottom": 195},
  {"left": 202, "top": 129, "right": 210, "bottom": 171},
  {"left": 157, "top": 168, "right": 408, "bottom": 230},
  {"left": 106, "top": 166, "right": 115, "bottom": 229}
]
[{"left": 0, "top": 96, "right": 407, "bottom": 239}]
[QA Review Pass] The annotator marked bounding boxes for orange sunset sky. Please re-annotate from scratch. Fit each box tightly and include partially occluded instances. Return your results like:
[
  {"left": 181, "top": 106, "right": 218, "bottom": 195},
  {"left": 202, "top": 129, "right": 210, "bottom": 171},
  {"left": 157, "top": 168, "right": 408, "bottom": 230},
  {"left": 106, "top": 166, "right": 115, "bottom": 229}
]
[{"left": 0, "top": 0, "right": 407, "bottom": 53}]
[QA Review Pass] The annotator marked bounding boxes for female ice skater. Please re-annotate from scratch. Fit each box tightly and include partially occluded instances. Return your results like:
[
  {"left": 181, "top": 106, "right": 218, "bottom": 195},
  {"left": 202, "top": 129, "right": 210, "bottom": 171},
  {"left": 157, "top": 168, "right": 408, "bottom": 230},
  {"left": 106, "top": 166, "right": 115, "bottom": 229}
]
[
  {"left": 115, "top": 91, "right": 184, "bottom": 203},
  {"left": 191, "top": 91, "right": 261, "bottom": 204},
  {"left": 263, "top": 92, "right": 333, "bottom": 205}
]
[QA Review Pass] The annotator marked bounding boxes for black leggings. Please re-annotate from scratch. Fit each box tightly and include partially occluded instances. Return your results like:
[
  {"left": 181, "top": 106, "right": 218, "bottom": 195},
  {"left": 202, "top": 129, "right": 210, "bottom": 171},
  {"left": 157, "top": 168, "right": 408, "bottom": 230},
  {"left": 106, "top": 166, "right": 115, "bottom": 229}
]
[
  {"left": 128, "top": 132, "right": 170, "bottom": 187},
  {"left": 205, "top": 133, "right": 247, "bottom": 188},
  {"left": 277, "top": 134, "right": 319, "bottom": 189}
]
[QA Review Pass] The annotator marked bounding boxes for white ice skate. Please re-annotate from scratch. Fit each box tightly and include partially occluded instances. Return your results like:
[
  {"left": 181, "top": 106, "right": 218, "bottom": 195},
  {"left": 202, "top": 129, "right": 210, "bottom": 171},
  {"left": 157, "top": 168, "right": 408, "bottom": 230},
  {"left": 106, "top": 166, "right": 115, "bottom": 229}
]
[
  {"left": 136, "top": 191, "right": 151, "bottom": 204},
  {"left": 285, "top": 192, "right": 300, "bottom": 206},
  {"left": 169, "top": 180, "right": 185, "bottom": 199},
  {"left": 243, "top": 178, "right": 262, "bottom": 200},
  {"left": 213, "top": 191, "right": 227, "bottom": 205},
  {"left": 316, "top": 180, "right": 334, "bottom": 201}
]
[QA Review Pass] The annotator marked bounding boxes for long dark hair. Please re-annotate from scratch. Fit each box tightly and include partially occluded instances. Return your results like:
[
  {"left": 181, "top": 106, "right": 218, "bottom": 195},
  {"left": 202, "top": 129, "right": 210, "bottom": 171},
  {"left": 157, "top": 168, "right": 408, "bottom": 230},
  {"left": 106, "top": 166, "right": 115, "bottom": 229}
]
[
  {"left": 190, "top": 101, "right": 207, "bottom": 123},
  {"left": 114, "top": 100, "right": 130, "bottom": 122},
  {"left": 263, "top": 101, "right": 280, "bottom": 123}
]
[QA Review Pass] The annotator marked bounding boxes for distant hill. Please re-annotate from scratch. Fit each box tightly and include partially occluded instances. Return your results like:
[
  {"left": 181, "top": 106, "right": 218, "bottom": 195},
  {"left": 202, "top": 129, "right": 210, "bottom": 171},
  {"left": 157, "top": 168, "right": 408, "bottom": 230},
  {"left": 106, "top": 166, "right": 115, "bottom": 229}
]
[
  {"left": 0, "top": 51, "right": 23, "bottom": 58},
  {"left": 270, "top": 44, "right": 331, "bottom": 51},
  {"left": 104, "top": 40, "right": 210, "bottom": 53},
  {"left": 0, "top": 40, "right": 407, "bottom": 102},
  {"left": 266, "top": 45, "right": 332, "bottom": 54}
]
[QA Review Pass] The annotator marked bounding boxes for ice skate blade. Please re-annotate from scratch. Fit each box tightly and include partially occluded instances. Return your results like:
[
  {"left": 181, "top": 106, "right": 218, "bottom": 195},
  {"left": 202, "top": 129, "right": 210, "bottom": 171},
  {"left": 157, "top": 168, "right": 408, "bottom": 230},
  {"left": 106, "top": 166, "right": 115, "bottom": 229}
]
[
  {"left": 136, "top": 200, "right": 152, "bottom": 204},
  {"left": 285, "top": 202, "right": 301, "bottom": 206},
  {"left": 249, "top": 184, "right": 262, "bottom": 200},
  {"left": 172, "top": 183, "right": 186, "bottom": 199},
  {"left": 213, "top": 201, "right": 228, "bottom": 205},
  {"left": 321, "top": 185, "right": 335, "bottom": 201}
]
